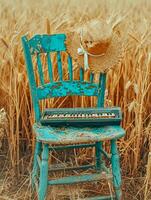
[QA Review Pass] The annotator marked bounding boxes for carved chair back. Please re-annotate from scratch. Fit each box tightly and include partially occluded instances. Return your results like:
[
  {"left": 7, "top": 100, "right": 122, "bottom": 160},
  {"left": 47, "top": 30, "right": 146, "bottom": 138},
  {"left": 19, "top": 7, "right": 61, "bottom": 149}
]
[{"left": 22, "top": 34, "right": 106, "bottom": 122}]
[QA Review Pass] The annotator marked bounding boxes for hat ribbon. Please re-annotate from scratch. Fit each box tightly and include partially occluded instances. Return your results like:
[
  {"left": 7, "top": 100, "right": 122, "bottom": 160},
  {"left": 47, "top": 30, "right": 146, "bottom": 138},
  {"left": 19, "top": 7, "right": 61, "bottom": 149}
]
[
  {"left": 77, "top": 43, "right": 105, "bottom": 71},
  {"left": 77, "top": 44, "right": 89, "bottom": 70}
]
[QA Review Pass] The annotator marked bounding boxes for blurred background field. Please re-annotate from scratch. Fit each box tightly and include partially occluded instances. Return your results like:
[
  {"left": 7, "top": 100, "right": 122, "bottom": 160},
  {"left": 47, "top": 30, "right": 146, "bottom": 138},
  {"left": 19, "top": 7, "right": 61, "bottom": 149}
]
[{"left": 0, "top": 0, "right": 151, "bottom": 199}]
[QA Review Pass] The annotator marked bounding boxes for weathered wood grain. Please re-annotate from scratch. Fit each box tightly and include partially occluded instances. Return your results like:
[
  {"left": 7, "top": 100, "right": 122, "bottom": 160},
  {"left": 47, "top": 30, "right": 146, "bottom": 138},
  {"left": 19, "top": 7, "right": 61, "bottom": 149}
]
[
  {"left": 36, "top": 81, "right": 99, "bottom": 99},
  {"left": 33, "top": 124, "right": 125, "bottom": 144}
]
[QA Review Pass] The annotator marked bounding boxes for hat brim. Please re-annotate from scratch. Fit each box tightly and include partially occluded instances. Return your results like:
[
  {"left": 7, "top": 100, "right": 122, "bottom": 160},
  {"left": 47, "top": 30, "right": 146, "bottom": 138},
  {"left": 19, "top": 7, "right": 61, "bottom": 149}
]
[{"left": 66, "top": 32, "right": 123, "bottom": 73}]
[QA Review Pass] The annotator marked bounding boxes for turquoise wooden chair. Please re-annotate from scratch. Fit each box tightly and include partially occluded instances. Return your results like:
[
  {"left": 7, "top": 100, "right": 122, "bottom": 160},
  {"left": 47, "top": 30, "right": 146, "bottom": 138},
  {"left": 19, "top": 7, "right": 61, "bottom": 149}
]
[{"left": 22, "top": 34, "right": 125, "bottom": 200}]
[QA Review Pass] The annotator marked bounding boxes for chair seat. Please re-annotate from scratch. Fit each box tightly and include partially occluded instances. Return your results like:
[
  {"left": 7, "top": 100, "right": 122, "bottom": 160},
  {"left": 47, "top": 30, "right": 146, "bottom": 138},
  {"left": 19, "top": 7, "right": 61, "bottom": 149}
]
[{"left": 33, "top": 123, "right": 125, "bottom": 144}]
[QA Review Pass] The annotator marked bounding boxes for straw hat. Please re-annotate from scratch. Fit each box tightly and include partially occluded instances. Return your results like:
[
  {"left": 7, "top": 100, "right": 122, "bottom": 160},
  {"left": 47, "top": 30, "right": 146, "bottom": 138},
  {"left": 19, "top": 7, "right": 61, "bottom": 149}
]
[{"left": 66, "top": 19, "right": 123, "bottom": 73}]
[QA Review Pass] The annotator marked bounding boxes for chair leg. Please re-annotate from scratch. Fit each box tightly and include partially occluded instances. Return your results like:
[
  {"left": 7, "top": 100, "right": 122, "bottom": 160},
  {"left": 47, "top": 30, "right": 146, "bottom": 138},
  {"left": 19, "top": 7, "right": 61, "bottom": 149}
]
[
  {"left": 38, "top": 143, "right": 49, "bottom": 200},
  {"left": 111, "top": 140, "right": 122, "bottom": 200},
  {"left": 95, "top": 141, "right": 103, "bottom": 172},
  {"left": 32, "top": 141, "right": 42, "bottom": 190}
]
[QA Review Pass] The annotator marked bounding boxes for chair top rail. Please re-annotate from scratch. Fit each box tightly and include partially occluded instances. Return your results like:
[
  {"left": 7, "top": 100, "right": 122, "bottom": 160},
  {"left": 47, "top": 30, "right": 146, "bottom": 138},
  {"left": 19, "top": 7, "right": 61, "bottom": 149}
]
[{"left": 28, "top": 34, "right": 66, "bottom": 55}]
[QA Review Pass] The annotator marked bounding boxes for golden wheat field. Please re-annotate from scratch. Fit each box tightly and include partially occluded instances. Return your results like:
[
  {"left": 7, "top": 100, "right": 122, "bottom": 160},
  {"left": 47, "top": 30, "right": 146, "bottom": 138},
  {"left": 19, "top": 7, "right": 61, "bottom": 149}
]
[{"left": 0, "top": 0, "right": 151, "bottom": 199}]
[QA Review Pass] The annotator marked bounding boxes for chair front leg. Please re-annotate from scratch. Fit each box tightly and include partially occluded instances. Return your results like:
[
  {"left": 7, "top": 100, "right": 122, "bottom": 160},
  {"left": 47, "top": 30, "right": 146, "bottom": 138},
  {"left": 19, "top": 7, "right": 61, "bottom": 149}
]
[
  {"left": 111, "top": 140, "right": 122, "bottom": 200},
  {"left": 38, "top": 143, "right": 49, "bottom": 200},
  {"left": 95, "top": 141, "right": 103, "bottom": 172},
  {"left": 32, "top": 141, "right": 42, "bottom": 189}
]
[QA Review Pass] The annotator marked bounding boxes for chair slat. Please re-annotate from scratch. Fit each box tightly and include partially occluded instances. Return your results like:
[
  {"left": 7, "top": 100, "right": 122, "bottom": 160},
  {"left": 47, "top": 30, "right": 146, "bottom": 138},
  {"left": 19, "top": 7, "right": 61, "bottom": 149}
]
[
  {"left": 90, "top": 73, "right": 94, "bottom": 83},
  {"left": 97, "top": 73, "right": 106, "bottom": 107},
  {"left": 67, "top": 55, "right": 73, "bottom": 81},
  {"left": 46, "top": 53, "right": 53, "bottom": 82},
  {"left": 80, "top": 67, "right": 84, "bottom": 81},
  {"left": 57, "top": 52, "right": 63, "bottom": 81},
  {"left": 37, "top": 54, "right": 45, "bottom": 85},
  {"left": 37, "top": 81, "right": 99, "bottom": 99}
]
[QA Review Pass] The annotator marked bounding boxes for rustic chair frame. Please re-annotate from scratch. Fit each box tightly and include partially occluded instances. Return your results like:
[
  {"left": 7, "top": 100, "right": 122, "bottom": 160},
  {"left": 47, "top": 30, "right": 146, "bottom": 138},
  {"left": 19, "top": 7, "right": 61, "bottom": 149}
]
[{"left": 22, "top": 34, "right": 125, "bottom": 200}]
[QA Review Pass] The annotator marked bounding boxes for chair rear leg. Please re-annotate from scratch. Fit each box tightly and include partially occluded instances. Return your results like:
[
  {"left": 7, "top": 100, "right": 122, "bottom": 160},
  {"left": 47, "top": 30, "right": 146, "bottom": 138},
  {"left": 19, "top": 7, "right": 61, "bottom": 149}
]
[
  {"left": 95, "top": 141, "right": 103, "bottom": 172},
  {"left": 111, "top": 140, "right": 122, "bottom": 200},
  {"left": 32, "top": 141, "right": 42, "bottom": 190},
  {"left": 38, "top": 144, "right": 49, "bottom": 200}
]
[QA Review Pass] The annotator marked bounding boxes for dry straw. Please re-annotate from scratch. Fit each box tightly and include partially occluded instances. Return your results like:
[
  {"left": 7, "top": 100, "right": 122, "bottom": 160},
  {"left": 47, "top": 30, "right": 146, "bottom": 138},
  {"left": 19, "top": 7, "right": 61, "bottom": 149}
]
[{"left": 0, "top": 0, "right": 151, "bottom": 198}]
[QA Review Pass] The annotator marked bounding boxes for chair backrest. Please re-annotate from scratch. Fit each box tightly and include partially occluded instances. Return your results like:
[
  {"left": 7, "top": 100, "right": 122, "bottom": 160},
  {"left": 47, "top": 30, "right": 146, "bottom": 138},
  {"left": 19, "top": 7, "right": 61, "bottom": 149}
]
[{"left": 22, "top": 34, "right": 106, "bottom": 122}]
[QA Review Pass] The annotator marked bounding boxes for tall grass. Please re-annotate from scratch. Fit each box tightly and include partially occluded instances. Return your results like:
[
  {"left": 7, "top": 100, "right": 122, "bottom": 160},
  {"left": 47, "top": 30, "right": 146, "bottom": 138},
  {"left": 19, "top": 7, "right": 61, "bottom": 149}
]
[{"left": 0, "top": 0, "right": 151, "bottom": 198}]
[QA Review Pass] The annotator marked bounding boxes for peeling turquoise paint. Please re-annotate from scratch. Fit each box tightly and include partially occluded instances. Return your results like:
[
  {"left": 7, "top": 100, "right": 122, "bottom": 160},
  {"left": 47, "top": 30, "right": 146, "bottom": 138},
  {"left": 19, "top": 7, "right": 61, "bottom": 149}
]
[
  {"left": 37, "top": 81, "right": 99, "bottom": 99},
  {"left": 29, "top": 34, "right": 66, "bottom": 54},
  {"left": 33, "top": 124, "right": 125, "bottom": 144}
]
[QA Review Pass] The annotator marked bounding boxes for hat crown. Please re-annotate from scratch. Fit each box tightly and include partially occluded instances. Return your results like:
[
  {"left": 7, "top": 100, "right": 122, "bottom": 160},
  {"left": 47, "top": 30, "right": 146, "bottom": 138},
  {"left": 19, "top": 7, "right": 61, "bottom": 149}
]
[{"left": 79, "top": 19, "right": 113, "bottom": 55}]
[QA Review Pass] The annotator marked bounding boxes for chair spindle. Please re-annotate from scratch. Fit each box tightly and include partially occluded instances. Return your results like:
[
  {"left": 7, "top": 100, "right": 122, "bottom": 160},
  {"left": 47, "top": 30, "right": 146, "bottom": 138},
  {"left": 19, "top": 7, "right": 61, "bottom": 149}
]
[
  {"left": 80, "top": 67, "right": 84, "bottom": 81},
  {"left": 46, "top": 53, "right": 53, "bottom": 82},
  {"left": 67, "top": 55, "right": 73, "bottom": 81},
  {"left": 37, "top": 54, "right": 45, "bottom": 85},
  {"left": 90, "top": 73, "right": 94, "bottom": 83},
  {"left": 57, "top": 51, "right": 63, "bottom": 81}
]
